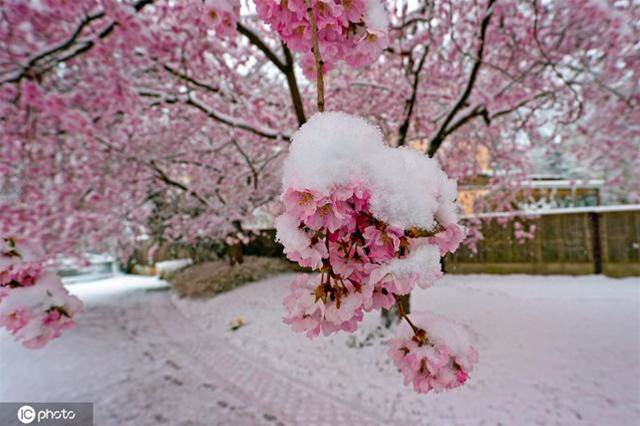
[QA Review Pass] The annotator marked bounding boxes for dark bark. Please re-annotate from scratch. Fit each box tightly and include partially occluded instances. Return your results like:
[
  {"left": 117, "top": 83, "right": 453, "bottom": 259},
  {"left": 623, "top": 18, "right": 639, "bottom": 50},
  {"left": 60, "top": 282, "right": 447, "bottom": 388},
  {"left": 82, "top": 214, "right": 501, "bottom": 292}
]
[
  {"left": 426, "top": 0, "right": 496, "bottom": 157},
  {"left": 228, "top": 220, "right": 245, "bottom": 266},
  {"left": 236, "top": 23, "right": 306, "bottom": 127},
  {"left": 396, "top": 46, "right": 429, "bottom": 146},
  {"left": 228, "top": 242, "right": 244, "bottom": 266}
]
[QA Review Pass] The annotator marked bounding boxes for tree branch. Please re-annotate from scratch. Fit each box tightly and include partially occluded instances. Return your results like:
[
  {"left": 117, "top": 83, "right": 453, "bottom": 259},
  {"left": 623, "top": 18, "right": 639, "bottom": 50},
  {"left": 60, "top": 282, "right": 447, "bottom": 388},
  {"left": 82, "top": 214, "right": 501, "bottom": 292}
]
[
  {"left": 441, "top": 90, "right": 554, "bottom": 137},
  {"left": 236, "top": 23, "right": 285, "bottom": 71},
  {"left": 427, "top": 0, "right": 496, "bottom": 157},
  {"left": 281, "top": 43, "right": 307, "bottom": 126},
  {"left": 532, "top": 0, "right": 583, "bottom": 124},
  {"left": 1, "top": 0, "right": 155, "bottom": 84},
  {"left": 138, "top": 89, "right": 288, "bottom": 140},
  {"left": 393, "top": 294, "right": 425, "bottom": 341},
  {"left": 94, "top": 136, "right": 212, "bottom": 207},
  {"left": 148, "top": 160, "right": 210, "bottom": 207},
  {"left": 162, "top": 64, "right": 227, "bottom": 98},
  {"left": 305, "top": 0, "right": 325, "bottom": 112},
  {"left": 230, "top": 138, "right": 259, "bottom": 189},
  {"left": 396, "top": 45, "right": 429, "bottom": 146},
  {"left": 236, "top": 23, "right": 306, "bottom": 126},
  {"left": 185, "top": 94, "right": 287, "bottom": 140}
]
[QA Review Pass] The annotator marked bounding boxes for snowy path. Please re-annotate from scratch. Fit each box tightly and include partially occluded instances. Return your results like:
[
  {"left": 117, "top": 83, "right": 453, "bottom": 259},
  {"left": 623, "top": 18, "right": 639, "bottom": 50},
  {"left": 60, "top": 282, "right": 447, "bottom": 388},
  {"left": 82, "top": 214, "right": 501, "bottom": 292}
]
[
  {"left": 1, "top": 277, "right": 274, "bottom": 425},
  {"left": 1, "top": 275, "right": 381, "bottom": 425},
  {"left": 1, "top": 274, "right": 639, "bottom": 426}
]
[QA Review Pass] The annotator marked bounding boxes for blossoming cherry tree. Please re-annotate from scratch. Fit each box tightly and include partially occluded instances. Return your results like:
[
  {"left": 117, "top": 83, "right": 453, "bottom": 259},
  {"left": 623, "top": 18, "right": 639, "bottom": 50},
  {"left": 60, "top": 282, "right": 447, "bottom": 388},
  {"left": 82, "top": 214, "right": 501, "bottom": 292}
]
[{"left": 0, "top": 0, "right": 479, "bottom": 394}]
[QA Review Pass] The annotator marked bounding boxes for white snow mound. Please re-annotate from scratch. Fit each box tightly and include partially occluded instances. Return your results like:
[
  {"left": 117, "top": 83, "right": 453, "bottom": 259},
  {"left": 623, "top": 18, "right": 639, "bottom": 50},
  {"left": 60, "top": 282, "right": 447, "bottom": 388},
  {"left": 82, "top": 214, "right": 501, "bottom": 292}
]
[{"left": 282, "top": 112, "right": 459, "bottom": 230}]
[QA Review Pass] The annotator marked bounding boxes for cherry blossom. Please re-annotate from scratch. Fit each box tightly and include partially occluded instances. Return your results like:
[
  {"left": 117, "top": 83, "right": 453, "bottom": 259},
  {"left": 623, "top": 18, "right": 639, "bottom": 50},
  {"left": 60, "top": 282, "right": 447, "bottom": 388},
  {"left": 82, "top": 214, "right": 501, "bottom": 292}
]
[
  {"left": 388, "top": 311, "right": 479, "bottom": 394},
  {"left": 429, "top": 224, "right": 466, "bottom": 255},
  {"left": 255, "top": 0, "right": 390, "bottom": 76},
  {"left": 0, "top": 0, "right": 637, "bottom": 364},
  {"left": 282, "top": 274, "right": 365, "bottom": 338},
  {"left": 1, "top": 0, "right": 637, "bottom": 265},
  {"left": 0, "top": 238, "right": 44, "bottom": 288},
  {"left": 277, "top": 112, "right": 475, "bottom": 393},
  {"left": 203, "top": 0, "right": 240, "bottom": 37},
  {"left": 514, "top": 222, "right": 537, "bottom": 243}
]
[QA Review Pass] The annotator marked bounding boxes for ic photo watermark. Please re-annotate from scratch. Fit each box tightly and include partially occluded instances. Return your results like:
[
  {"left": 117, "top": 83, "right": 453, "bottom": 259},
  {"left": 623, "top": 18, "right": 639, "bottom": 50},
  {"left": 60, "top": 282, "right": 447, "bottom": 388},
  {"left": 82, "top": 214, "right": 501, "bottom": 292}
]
[{"left": 0, "top": 403, "right": 93, "bottom": 426}]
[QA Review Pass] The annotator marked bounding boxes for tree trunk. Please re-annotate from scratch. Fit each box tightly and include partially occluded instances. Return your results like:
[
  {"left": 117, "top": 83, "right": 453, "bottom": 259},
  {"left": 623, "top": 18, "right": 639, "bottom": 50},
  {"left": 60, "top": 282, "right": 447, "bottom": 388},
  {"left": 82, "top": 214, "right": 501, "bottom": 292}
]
[
  {"left": 228, "top": 242, "right": 244, "bottom": 266},
  {"left": 228, "top": 219, "right": 245, "bottom": 266}
]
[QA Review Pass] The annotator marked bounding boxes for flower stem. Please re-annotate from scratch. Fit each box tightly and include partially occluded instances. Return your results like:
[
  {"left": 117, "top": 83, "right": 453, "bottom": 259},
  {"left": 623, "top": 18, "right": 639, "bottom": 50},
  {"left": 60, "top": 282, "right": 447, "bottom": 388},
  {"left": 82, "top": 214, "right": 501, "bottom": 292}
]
[
  {"left": 305, "top": 0, "right": 325, "bottom": 112},
  {"left": 393, "top": 293, "right": 423, "bottom": 338},
  {"left": 405, "top": 222, "right": 445, "bottom": 238}
]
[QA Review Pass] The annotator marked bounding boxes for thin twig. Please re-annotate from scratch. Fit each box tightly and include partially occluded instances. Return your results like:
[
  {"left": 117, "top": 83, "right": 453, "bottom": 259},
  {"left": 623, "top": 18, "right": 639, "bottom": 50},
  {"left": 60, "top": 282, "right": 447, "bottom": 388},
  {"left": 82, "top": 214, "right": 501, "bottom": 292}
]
[
  {"left": 305, "top": 0, "right": 325, "bottom": 112},
  {"left": 405, "top": 223, "right": 445, "bottom": 238},
  {"left": 397, "top": 45, "right": 429, "bottom": 146},
  {"left": 2, "top": 0, "right": 155, "bottom": 85},
  {"left": 393, "top": 294, "right": 423, "bottom": 338}
]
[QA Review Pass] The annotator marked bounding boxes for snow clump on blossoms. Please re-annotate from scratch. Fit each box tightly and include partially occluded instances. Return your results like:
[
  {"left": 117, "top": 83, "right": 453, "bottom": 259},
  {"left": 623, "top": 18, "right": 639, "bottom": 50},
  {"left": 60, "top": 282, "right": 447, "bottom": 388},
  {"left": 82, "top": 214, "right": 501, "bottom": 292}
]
[
  {"left": 255, "top": 0, "right": 389, "bottom": 76},
  {"left": 0, "top": 237, "right": 83, "bottom": 349},
  {"left": 281, "top": 112, "right": 459, "bottom": 230},
  {"left": 275, "top": 112, "right": 475, "bottom": 394},
  {"left": 388, "top": 312, "right": 479, "bottom": 393}
]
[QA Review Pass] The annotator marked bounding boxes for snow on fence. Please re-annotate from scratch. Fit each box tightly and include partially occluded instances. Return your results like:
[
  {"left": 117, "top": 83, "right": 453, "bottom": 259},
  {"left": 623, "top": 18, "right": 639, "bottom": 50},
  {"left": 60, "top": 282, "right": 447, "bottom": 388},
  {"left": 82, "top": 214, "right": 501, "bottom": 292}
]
[
  {"left": 462, "top": 203, "right": 640, "bottom": 219},
  {"left": 448, "top": 205, "right": 640, "bottom": 277}
]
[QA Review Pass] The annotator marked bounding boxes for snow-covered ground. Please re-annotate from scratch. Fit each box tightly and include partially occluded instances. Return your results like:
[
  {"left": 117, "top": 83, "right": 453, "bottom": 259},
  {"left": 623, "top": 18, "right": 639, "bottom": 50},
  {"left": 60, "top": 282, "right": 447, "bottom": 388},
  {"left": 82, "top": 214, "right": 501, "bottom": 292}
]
[{"left": 1, "top": 273, "right": 639, "bottom": 426}]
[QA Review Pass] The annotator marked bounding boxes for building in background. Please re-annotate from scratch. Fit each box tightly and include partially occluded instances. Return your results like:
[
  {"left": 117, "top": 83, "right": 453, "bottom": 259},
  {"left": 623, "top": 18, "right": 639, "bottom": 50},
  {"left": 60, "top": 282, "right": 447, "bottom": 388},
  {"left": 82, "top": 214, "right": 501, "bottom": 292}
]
[{"left": 458, "top": 175, "right": 603, "bottom": 215}]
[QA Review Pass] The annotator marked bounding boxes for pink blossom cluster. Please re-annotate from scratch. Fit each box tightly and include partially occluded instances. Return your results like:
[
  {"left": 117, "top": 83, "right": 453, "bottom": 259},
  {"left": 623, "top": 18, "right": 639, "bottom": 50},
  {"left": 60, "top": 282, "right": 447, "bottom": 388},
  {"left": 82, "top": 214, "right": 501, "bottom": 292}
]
[
  {"left": 225, "top": 232, "right": 251, "bottom": 246},
  {"left": 0, "top": 238, "right": 82, "bottom": 349},
  {"left": 276, "top": 183, "right": 465, "bottom": 338},
  {"left": 277, "top": 112, "right": 475, "bottom": 394},
  {"left": 388, "top": 312, "right": 479, "bottom": 394},
  {"left": 202, "top": 0, "right": 240, "bottom": 37},
  {"left": 514, "top": 222, "right": 536, "bottom": 243},
  {"left": 254, "top": 0, "right": 389, "bottom": 76}
]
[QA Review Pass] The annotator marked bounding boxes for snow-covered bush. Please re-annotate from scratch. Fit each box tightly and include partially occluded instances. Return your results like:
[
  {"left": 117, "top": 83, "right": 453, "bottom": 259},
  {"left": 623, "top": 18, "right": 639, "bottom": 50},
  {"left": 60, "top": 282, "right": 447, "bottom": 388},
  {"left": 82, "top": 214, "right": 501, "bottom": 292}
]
[
  {"left": 0, "top": 238, "right": 82, "bottom": 348},
  {"left": 276, "top": 112, "right": 477, "bottom": 393}
]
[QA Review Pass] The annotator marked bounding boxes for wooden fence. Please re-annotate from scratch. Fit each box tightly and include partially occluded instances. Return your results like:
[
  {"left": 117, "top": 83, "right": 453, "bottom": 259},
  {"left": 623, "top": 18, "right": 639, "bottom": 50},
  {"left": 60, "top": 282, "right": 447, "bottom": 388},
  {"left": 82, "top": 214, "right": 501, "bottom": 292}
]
[
  {"left": 133, "top": 206, "right": 640, "bottom": 278},
  {"left": 446, "top": 205, "right": 640, "bottom": 277}
]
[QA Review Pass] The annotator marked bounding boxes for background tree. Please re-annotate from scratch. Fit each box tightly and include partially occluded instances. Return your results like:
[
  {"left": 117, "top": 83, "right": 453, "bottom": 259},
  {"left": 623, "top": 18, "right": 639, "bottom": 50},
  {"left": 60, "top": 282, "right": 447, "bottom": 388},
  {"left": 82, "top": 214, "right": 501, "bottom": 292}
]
[{"left": 1, "top": 0, "right": 637, "bottom": 262}]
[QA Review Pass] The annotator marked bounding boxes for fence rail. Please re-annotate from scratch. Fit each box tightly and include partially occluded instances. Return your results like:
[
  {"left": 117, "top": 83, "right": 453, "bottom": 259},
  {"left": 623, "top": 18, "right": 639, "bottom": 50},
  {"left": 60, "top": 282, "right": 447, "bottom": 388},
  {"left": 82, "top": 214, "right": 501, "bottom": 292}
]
[
  {"left": 135, "top": 207, "right": 640, "bottom": 278},
  {"left": 447, "top": 207, "right": 640, "bottom": 277}
]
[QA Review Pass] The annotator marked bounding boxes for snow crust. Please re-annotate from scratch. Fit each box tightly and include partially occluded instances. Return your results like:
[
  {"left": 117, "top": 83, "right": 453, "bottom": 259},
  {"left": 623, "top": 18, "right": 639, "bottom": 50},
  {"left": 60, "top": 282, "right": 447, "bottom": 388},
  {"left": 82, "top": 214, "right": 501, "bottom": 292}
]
[
  {"left": 177, "top": 273, "right": 639, "bottom": 425},
  {"left": 3, "top": 273, "right": 638, "bottom": 425}
]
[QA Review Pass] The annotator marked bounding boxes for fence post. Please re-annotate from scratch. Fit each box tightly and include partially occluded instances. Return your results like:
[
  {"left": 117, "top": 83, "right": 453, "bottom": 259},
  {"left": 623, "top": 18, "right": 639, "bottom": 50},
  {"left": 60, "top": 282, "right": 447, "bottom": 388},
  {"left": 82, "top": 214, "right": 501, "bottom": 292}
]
[{"left": 589, "top": 212, "right": 603, "bottom": 274}]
